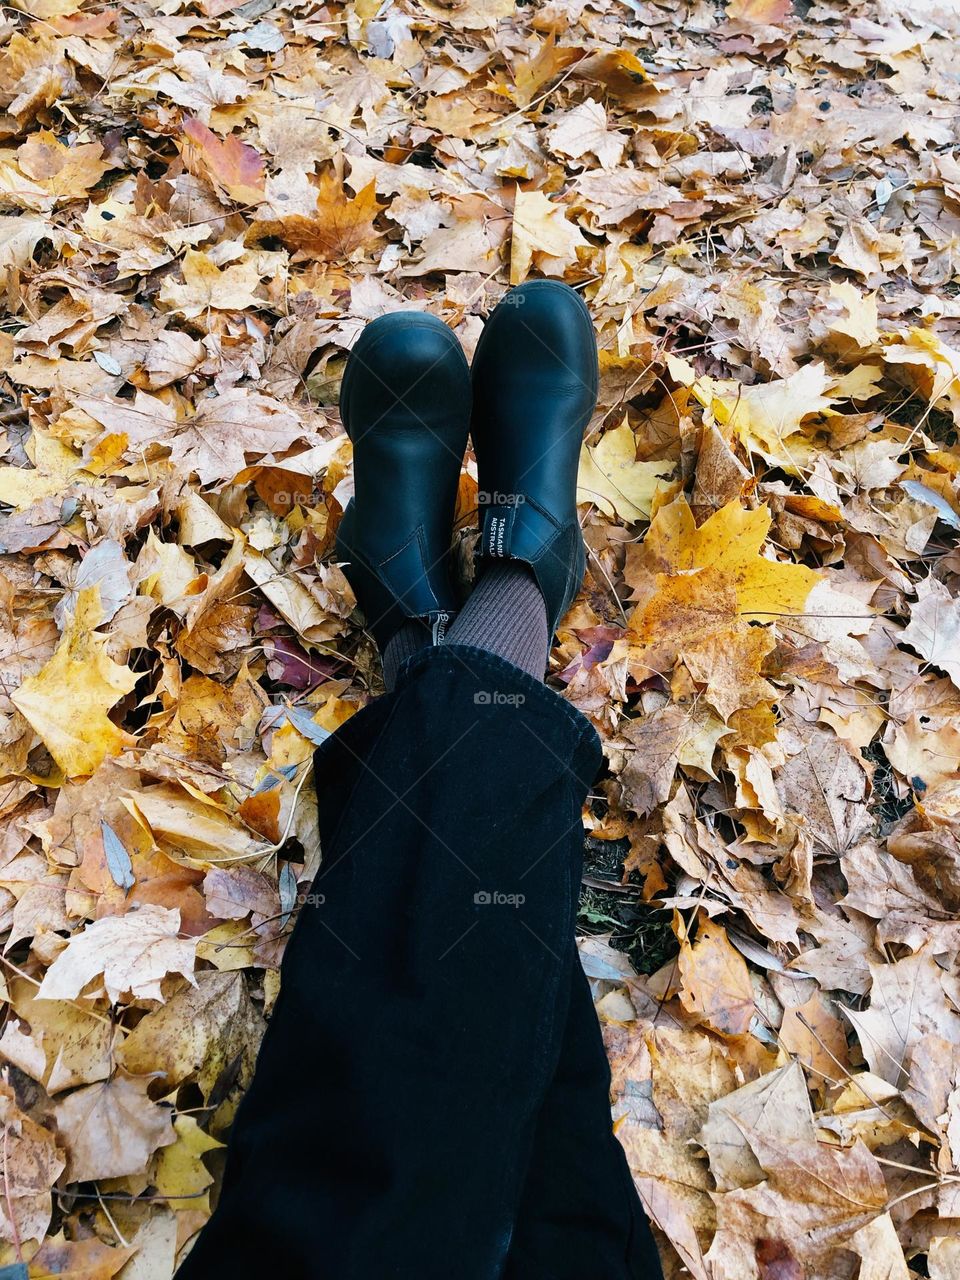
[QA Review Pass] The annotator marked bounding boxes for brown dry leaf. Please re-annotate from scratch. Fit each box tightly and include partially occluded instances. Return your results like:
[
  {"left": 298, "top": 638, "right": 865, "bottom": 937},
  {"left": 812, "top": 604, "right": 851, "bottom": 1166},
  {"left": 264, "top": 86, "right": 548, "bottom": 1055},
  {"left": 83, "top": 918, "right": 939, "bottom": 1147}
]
[
  {"left": 54, "top": 1070, "right": 175, "bottom": 1182},
  {"left": 727, "top": 0, "right": 793, "bottom": 20},
  {"left": 26, "top": 1233, "right": 135, "bottom": 1278},
  {"left": 117, "top": 970, "right": 264, "bottom": 1100},
  {"left": 902, "top": 577, "right": 960, "bottom": 691},
  {"left": 258, "top": 170, "right": 382, "bottom": 261},
  {"left": 885, "top": 713, "right": 960, "bottom": 791},
  {"left": 16, "top": 129, "right": 108, "bottom": 202},
  {"left": 701, "top": 1061, "right": 815, "bottom": 1192},
  {"left": 678, "top": 917, "right": 755, "bottom": 1037},
  {"left": 0, "top": 1081, "right": 64, "bottom": 1245},
  {"left": 774, "top": 722, "right": 872, "bottom": 855},
  {"left": 845, "top": 949, "right": 960, "bottom": 1090},
  {"left": 888, "top": 782, "right": 960, "bottom": 911},
  {"left": 8, "top": 976, "right": 112, "bottom": 1093},
  {"left": 123, "top": 785, "right": 271, "bottom": 867},
  {"left": 706, "top": 1132, "right": 888, "bottom": 1275},
  {"left": 778, "top": 991, "right": 850, "bottom": 1081},
  {"left": 547, "top": 98, "right": 627, "bottom": 169}
]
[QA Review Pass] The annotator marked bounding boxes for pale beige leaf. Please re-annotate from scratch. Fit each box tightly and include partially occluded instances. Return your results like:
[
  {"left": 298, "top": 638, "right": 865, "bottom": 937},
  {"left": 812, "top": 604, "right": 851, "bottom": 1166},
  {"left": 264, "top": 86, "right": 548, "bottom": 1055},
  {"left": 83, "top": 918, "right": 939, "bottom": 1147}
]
[{"left": 37, "top": 904, "right": 196, "bottom": 1004}]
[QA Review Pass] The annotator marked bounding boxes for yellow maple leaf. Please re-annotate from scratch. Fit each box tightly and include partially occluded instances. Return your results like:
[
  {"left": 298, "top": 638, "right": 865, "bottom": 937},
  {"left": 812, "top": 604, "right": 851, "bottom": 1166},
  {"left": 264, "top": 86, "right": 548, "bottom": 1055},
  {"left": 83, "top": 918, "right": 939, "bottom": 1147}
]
[
  {"left": 882, "top": 326, "right": 960, "bottom": 425},
  {"left": 11, "top": 586, "right": 137, "bottom": 778},
  {"left": 577, "top": 420, "right": 675, "bottom": 521},
  {"left": 0, "top": 430, "right": 92, "bottom": 509},
  {"left": 154, "top": 1114, "right": 224, "bottom": 1212},
  {"left": 510, "top": 188, "right": 588, "bottom": 285},
  {"left": 638, "top": 497, "right": 821, "bottom": 619},
  {"left": 159, "top": 249, "right": 263, "bottom": 318},
  {"left": 512, "top": 33, "right": 583, "bottom": 107},
  {"left": 691, "top": 363, "right": 833, "bottom": 474},
  {"left": 826, "top": 281, "right": 881, "bottom": 349},
  {"left": 619, "top": 498, "right": 821, "bottom": 703}
]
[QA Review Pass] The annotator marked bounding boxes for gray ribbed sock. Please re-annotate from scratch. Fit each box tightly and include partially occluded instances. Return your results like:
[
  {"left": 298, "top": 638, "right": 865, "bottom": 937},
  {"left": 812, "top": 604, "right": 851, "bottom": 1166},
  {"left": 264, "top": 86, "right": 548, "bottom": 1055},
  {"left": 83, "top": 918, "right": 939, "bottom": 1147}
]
[
  {"left": 446, "top": 564, "right": 549, "bottom": 680},
  {"left": 382, "top": 619, "right": 432, "bottom": 692}
]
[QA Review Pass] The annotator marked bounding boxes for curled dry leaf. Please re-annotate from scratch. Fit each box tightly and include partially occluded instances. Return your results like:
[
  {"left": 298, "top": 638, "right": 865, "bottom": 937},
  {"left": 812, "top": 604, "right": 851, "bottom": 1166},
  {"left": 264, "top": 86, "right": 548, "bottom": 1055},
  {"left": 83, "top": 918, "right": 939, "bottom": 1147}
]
[{"left": 37, "top": 904, "right": 196, "bottom": 1004}]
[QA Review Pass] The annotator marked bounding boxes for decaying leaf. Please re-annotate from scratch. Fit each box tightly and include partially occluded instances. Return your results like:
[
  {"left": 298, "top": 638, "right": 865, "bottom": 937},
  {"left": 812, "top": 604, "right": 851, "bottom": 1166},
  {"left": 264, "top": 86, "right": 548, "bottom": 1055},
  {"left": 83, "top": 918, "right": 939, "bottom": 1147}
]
[
  {"left": 37, "top": 904, "right": 196, "bottom": 1003},
  {"left": 54, "top": 1070, "right": 175, "bottom": 1182}
]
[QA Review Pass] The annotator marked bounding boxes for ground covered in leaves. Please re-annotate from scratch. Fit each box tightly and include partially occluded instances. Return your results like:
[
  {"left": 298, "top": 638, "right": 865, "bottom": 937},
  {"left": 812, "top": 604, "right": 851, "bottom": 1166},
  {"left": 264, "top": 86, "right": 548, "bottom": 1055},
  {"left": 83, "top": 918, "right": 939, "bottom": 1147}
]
[{"left": 1, "top": 0, "right": 960, "bottom": 1274}]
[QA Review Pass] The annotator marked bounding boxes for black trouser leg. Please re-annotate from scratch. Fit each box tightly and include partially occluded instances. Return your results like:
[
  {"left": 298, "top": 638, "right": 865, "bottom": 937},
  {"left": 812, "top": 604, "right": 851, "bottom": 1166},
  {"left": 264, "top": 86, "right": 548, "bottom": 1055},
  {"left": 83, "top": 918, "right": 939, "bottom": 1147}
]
[
  {"left": 505, "top": 957, "right": 663, "bottom": 1278},
  {"left": 176, "top": 644, "right": 661, "bottom": 1280}
]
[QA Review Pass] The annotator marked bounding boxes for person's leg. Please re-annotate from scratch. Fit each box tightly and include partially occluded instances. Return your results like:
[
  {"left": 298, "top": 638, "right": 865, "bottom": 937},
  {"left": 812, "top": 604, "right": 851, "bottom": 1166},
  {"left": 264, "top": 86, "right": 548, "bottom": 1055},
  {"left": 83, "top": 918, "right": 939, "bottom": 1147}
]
[
  {"left": 469, "top": 281, "right": 663, "bottom": 1279},
  {"left": 445, "top": 563, "right": 549, "bottom": 680},
  {"left": 382, "top": 617, "right": 432, "bottom": 690},
  {"left": 176, "top": 643, "right": 601, "bottom": 1280},
  {"left": 504, "top": 960, "right": 664, "bottom": 1279}
]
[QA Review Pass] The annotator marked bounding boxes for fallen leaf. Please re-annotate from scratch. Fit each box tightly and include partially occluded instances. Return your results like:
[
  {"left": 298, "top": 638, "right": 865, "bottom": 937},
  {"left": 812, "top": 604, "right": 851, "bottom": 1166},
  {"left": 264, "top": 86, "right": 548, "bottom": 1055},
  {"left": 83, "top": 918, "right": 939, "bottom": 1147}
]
[
  {"left": 678, "top": 917, "right": 755, "bottom": 1037},
  {"left": 37, "top": 904, "right": 196, "bottom": 1003},
  {"left": 11, "top": 586, "right": 137, "bottom": 778},
  {"left": 180, "top": 117, "right": 265, "bottom": 205},
  {"left": 0, "top": 1081, "right": 64, "bottom": 1246},
  {"left": 510, "top": 188, "right": 588, "bottom": 285},
  {"left": 54, "top": 1070, "right": 175, "bottom": 1182},
  {"left": 577, "top": 420, "right": 675, "bottom": 521}
]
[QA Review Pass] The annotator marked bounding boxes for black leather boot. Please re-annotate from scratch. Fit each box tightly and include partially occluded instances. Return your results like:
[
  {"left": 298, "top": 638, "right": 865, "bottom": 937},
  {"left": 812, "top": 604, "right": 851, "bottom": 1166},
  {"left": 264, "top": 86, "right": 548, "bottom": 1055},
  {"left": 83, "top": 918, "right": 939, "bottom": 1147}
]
[
  {"left": 470, "top": 281, "right": 598, "bottom": 637},
  {"left": 336, "top": 312, "right": 471, "bottom": 648}
]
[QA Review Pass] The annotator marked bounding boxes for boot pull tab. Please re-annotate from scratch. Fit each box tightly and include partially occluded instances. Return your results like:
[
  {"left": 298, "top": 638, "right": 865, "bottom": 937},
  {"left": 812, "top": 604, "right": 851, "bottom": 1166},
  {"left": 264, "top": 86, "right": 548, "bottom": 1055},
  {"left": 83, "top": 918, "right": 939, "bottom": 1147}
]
[
  {"left": 430, "top": 610, "right": 452, "bottom": 644},
  {"left": 482, "top": 503, "right": 518, "bottom": 559}
]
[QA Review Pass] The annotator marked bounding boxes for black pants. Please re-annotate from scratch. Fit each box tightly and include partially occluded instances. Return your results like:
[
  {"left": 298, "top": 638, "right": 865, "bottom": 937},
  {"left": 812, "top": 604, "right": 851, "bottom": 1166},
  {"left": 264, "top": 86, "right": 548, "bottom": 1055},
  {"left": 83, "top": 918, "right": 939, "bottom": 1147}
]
[{"left": 177, "top": 645, "right": 663, "bottom": 1279}]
